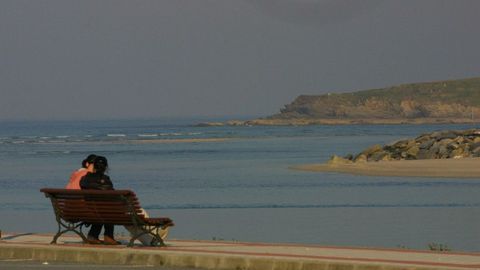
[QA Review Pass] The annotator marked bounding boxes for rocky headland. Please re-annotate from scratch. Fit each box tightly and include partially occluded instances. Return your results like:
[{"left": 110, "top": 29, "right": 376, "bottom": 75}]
[{"left": 197, "top": 76, "right": 480, "bottom": 126}]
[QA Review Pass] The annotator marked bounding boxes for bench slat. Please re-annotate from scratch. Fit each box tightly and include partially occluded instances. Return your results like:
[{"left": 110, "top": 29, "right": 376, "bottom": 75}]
[{"left": 56, "top": 204, "right": 143, "bottom": 211}]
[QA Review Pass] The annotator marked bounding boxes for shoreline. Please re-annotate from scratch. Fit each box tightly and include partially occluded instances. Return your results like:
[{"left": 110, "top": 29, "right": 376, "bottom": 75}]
[
  {"left": 133, "top": 138, "right": 230, "bottom": 144},
  {"left": 198, "top": 117, "right": 480, "bottom": 126},
  {"left": 292, "top": 157, "right": 480, "bottom": 178}
]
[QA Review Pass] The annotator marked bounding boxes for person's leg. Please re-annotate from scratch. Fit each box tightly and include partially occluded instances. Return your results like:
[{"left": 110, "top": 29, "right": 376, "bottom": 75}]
[
  {"left": 141, "top": 209, "right": 170, "bottom": 244},
  {"left": 87, "top": 224, "right": 102, "bottom": 244},
  {"left": 103, "top": 224, "right": 120, "bottom": 245},
  {"left": 126, "top": 208, "right": 154, "bottom": 246},
  {"left": 88, "top": 224, "right": 101, "bottom": 238},
  {"left": 125, "top": 225, "right": 154, "bottom": 245},
  {"left": 103, "top": 224, "right": 114, "bottom": 238},
  {"left": 125, "top": 209, "right": 169, "bottom": 246}
]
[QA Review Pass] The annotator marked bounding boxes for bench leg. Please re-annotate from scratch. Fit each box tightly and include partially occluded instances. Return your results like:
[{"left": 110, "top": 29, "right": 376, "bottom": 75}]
[
  {"left": 151, "top": 227, "right": 169, "bottom": 246},
  {"left": 51, "top": 226, "right": 61, "bottom": 244},
  {"left": 51, "top": 220, "right": 88, "bottom": 244}
]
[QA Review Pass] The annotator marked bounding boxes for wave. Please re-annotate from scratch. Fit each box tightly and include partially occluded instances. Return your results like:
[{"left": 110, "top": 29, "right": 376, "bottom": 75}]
[
  {"left": 107, "top": 134, "right": 127, "bottom": 137},
  {"left": 138, "top": 134, "right": 158, "bottom": 137},
  {"left": 159, "top": 132, "right": 182, "bottom": 136}
]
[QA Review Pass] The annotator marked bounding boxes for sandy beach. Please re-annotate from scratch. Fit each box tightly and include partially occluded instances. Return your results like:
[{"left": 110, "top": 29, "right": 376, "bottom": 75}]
[{"left": 293, "top": 157, "right": 480, "bottom": 178}]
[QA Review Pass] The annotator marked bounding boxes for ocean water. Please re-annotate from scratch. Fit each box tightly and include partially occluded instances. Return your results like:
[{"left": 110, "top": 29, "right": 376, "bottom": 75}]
[{"left": 1, "top": 119, "right": 480, "bottom": 251}]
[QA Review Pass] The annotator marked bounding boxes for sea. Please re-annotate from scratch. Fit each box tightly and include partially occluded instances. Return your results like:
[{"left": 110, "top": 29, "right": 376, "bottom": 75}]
[{"left": 1, "top": 118, "right": 479, "bottom": 252}]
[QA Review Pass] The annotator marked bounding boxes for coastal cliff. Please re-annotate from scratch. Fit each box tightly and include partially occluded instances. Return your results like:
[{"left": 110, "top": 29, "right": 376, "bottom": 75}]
[
  {"left": 199, "top": 77, "right": 480, "bottom": 126},
  {"left": 258, "top": 77, "right": 480, "bottom": 125}
]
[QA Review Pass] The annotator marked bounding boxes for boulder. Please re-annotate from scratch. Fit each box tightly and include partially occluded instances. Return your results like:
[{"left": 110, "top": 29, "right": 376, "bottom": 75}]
[
  {"left": 354, "top": 154, "right": 368, "bottom": 163},
  {"left": 453, "top": 136, "right": 465, "bottom": 144},
  {"left": 470, "top": 142, "right": 480, "bottom": 151},
  {"left": 449, "top": 148, "right": 464, "bottom": 158},
  {"left": 447, "top": 142, "right": 460, "bottom": 150},
  {"left": 472, "top": 144, "right": 480, "bottom": 154},
  {"left": 427, "top": 142, "right": 440, "bottom": 157},
  {"left": 419, "top": 139, "right": 435, "bottom": 149},
  {"left": 328, "top": 155, "right": 353, "bottom": 165},
  {"left": 379, "top": 154, "right": 393, "bottom": 161},
  {"left": 346, "top": 128, "right": 480, "bottom": 163},
  {"left": 391, "top": 139, "right": 415, "bottom": 150},
  {"left": 415, "top": 134, "right": 432, "bottom": 143},
  {"left": 438, "top": 145, "right": 449, "bottom": 158},
  {"left": 417, "top": 149, "right": 436, "bottom": 159},
  {"left": 369, "top": 151, "right": 390, "bottom": 162},
  {"left": 461, "top": 129, "right": 480, "bottom": 137},
  {"left": 431, "top": 131, "right": 457, "bottom": 140},
  {"left": 406, "top": 145, "right": 420, "bottom": 158},
  {"left": 361, "top": 144, "right": 383, "bottom": 156}
]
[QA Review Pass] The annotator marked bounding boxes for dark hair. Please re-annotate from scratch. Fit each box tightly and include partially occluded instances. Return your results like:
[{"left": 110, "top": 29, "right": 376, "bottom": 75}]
[
  {"left": 81, "top": 154, "right": 97, "bottom": 168},
  {"left": 93, "top": 156, "right": 108, "bottom": 174}
]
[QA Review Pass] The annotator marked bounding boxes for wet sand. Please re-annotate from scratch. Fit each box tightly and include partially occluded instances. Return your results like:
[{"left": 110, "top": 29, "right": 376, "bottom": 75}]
[{"left": 293, "top": 157, "right": 480, "bottom": 178}]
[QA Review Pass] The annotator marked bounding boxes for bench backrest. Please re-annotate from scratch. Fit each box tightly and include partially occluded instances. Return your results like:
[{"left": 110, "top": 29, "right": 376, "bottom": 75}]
[{"left": 40, "top": 188, "right": 144, "bottom": 225}]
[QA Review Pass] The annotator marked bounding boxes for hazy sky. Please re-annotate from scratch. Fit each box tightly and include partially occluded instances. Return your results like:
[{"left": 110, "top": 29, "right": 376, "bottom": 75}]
[{"left": 1, "top": 0, "right": 479, "bottom": 120}]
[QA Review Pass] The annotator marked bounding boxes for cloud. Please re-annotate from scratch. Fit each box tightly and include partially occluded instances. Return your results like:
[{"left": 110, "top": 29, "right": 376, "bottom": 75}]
[{"left": 244, "top": 0, "right": 383, "bottom": 27}]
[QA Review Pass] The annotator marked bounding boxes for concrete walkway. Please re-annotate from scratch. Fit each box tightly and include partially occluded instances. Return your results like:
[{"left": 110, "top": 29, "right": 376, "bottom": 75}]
[{"left": 1, "top": 232, "right": 480, "bottom": 270}]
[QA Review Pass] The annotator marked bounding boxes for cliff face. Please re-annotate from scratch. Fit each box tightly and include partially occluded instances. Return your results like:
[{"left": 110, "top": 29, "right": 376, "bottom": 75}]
[{"left": 269, "top": 77, "right": 480, "bottom": 122}]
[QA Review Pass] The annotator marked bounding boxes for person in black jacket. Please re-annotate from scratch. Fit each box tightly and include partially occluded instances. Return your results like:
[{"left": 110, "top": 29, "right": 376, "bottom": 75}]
[{"left": 80, "top": 156, "right": 120, "bottom": 245}]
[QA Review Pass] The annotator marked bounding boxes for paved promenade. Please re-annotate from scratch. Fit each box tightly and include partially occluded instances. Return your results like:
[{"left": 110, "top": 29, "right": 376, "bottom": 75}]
[{"left": 1, "top": 232, "right": 480, "bottom": 270}]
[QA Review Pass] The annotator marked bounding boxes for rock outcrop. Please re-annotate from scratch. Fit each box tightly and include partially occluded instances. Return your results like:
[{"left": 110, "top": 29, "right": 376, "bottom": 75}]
[
  {"left": 271, "top": 77, "right": 480, "bottom": 123},
  {"left": 196, "top": 77, "right": 480, "bottom": 126},
  {"left": 333, "top": 129, "right": 480, "bottom": 163}
]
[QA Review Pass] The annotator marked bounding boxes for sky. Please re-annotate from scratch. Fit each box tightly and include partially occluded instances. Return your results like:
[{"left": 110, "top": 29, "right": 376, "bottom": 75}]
[{"left": 1, "top": 0, "right": 480, "bottom": 121}]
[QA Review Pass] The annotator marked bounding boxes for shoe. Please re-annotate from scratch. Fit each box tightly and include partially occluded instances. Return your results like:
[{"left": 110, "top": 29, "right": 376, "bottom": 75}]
[
  {"left": 86, "top": 236, "right": 103, "bottom": 245},
  {"left": 103, "top": 236, "right": 121, "bottom": 245},
  {"left": 150, "top": 238, "right": 159, "bottom": 246},
  {"left": 150, "top": 238, "right": 166, "bottom": 247}
]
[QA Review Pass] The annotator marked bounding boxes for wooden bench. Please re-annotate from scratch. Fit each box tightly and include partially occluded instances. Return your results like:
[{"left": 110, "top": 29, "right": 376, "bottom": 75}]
[{"left": 40, "top": 188, "right": 174, "bottom": 247}]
